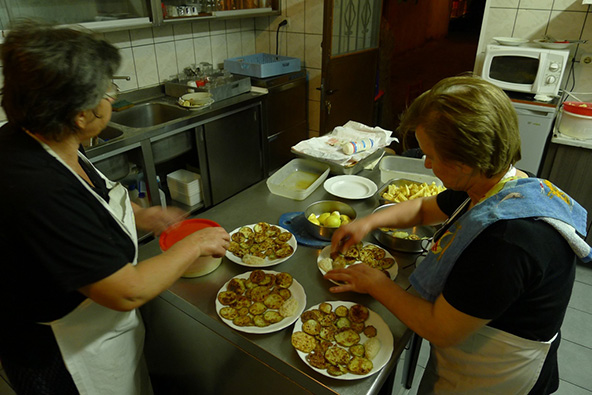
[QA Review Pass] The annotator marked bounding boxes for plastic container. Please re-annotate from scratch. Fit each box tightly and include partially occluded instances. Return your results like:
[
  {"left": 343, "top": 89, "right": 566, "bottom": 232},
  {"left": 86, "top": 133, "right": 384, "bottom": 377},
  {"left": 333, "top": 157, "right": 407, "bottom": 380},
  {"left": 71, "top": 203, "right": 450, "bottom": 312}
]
[
  {"left": 167, "top": 169, "right": 202, "bottom": 195},
  {"left": 170, "top": 188, "right": 202, "bottom": 206},
  {"left": 266, "top": 158, "right": 330, "bottom": 200},
  {"left": 159, "top": 219, "right": 223, "bottom": 278},
  {"left": 224, "top": 53, "right": 301, "bottom": 78},
  {"left": 558, "top": 102, "right": 592, "bottom": 139},
  {"left": 379, "top": 156, "right": 438, "bottom": 184}
]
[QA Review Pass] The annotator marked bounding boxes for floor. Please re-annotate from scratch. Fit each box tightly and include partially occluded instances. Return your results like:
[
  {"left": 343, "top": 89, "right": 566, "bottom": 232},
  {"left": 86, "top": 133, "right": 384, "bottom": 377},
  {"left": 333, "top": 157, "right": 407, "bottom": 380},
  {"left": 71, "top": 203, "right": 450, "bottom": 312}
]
[{"left": 1, "top": 262, "right": 591, "bottom": 394}]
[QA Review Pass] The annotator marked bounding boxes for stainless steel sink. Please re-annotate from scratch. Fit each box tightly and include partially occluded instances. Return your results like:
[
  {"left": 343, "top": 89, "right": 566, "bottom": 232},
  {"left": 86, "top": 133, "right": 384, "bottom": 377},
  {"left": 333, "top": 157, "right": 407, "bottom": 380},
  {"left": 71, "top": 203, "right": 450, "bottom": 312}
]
[
  {"left": 85, "top": 126, "right": 124, "bottom": 148},
  {"left": 110, "top": 102, "right": 187, "bottom": 128}
]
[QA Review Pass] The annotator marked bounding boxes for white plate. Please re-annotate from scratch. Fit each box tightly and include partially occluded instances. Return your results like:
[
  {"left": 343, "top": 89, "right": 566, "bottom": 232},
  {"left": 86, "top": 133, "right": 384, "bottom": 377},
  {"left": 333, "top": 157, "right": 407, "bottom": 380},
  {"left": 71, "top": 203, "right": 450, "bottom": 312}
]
[
  {"left": 324, "top": 175, "right": 377, "bottom": 200},
  {"left": 317, "top": 242, "right": 398, "bottom": 285},
  {"left": 225, "top": 223, "right": 297, "bottom": 268},
  {"left": 216, "top": 270, "right": 306, "bottom": 334},
  {"left": 178, "top": 92, "right": 214, "bottom": 110},
  {"left": 493, "top": 36, "right": 529, "bottom": 46},
  {"left": 292, "top": 301, "right": 394, "bottom": 380}
]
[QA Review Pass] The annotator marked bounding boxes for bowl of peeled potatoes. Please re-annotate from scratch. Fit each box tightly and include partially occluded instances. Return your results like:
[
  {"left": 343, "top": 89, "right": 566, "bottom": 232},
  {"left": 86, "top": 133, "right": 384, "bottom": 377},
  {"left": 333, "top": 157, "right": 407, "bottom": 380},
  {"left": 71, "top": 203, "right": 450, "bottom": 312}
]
[
  {"left": 304, "top": 200, "right": 356, "bottom": 241},
  {"left": 371, "top": 204, "right": 436, "bottom": 253}
]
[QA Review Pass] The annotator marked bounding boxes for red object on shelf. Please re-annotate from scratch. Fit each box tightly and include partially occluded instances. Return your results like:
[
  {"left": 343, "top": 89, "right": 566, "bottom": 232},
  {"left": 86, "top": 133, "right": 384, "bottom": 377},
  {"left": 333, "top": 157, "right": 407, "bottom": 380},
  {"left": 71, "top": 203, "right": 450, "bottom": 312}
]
[{"left": 563, "top": 101, "right": 592, "bottom": 117}]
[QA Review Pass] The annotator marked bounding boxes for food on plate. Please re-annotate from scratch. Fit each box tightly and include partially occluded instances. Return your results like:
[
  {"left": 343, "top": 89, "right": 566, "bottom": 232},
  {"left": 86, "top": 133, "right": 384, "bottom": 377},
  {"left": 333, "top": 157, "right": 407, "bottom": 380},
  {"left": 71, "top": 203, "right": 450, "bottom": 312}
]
[
  {"left": 378, "top": 228, "right": 429, "bottom": 241},
  {"left": 228, "top": 222, "right": 294, "bottom": 263},
  {"left": 292, "top": 303, "right": 378, "bottom": 376},
  {"left": 319, "top": 243, "right": 394, "bottom": 275},
  {"left": 307, "top": 211, "right": 352, "bottom": 228},
  {"left": 382, "top": 181, "right": 445, "bottom": 203},
  {"left": 217, "top": 270, "right": 298, "bottom": 327},
  {"left": 364, "top": 337, "right": 381, "bottom": 360}
]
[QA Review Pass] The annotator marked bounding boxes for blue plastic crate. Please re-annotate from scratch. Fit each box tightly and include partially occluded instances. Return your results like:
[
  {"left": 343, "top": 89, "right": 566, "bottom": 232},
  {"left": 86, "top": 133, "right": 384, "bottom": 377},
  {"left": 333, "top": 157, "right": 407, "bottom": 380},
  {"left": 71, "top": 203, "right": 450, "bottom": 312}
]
[{"left": 224, "top": 53, "right": 301, "bottom": 78}]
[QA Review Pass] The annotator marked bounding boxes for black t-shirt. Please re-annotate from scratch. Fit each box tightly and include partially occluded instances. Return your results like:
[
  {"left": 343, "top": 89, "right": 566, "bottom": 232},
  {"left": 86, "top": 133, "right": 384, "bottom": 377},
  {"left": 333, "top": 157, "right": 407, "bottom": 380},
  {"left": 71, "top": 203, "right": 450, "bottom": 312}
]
[
  {"left": 0, "top": 124, "right": 135, "bottom": 363},
  {"left": 436, "top": 189, "right": 576, "bottom": 394}
]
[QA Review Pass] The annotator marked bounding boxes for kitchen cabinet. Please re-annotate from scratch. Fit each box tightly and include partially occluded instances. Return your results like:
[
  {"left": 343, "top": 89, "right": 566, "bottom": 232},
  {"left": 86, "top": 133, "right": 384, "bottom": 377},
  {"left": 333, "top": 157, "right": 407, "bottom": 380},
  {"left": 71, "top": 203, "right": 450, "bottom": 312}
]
[
  {"left": 0, "top": 0, "right": 280, "bottom": 32},
  {"left": 540, "top": 142, "right": 592, "bottom": 244},
  {"left": 0, "top": 0, "right": 153, "bottom": 31},
  {"left": 251, "top": 70, "right": 308, "bottom": 174},
  {"left": 197, "top": 106, "right": 265, "bottom": 206}
]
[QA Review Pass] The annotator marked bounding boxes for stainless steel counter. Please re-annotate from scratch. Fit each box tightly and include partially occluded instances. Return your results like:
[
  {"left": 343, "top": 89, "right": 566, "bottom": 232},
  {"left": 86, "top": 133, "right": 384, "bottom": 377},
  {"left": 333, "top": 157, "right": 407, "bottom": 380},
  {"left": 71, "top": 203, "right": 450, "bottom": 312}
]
[{"left": 139, "top": 166, "right": 421, "bottom": 395}]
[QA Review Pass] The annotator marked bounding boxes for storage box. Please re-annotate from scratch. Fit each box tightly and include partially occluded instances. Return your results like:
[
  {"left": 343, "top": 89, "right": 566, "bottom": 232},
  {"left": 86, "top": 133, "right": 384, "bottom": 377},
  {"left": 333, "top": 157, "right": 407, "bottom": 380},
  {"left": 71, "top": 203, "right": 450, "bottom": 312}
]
[
  {"left": 292, "top": 148, "right": 385, "bottom": 175},
  {"left": 224, "top": 53, "right": 301, "bottom": 78},
  {"left": 267, "top": 158, "right": 330, "bottom": 200},
  {"left": 167, "top": 169, "right": 202, "bottom": 195},
  {"left": 379, "top": 156, "right": 438, "bottom": 184},
  {"left": 170, "top": 188, "right": 202, "bottom": 206}
]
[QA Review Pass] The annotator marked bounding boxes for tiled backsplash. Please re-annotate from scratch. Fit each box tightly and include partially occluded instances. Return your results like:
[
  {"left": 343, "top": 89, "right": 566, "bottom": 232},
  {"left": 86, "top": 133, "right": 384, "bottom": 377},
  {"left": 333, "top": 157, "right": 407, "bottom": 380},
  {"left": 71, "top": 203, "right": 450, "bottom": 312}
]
[
  {"left": 476, "top": 0, "right": 592, "bottom": 93},
  {"left": 0, "top": 0, "right": 324, "bottom": 133}
]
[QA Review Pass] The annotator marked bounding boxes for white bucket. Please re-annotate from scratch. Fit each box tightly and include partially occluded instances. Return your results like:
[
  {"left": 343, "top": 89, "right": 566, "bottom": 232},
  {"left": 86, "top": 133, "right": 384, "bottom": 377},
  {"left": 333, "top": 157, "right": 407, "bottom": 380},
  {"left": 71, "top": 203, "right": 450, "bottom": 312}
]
[{"left": 558, "top": 107, "right": 592, "bottom": 140}]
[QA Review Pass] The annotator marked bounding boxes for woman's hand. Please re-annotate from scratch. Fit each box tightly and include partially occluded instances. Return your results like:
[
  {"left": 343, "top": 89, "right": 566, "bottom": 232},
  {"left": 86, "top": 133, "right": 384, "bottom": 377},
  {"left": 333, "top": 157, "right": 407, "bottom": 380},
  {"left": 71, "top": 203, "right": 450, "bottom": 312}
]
[
  {"left": 330, "top": 218, "right": 373, "bottom": 255},
  {"left": 183, "top": 226, "right": 230, "bottom": 258},
  {"left": 324, "top": 263, "right": 392, "bottom": 294},
  {"left": 133, "top": 205, "right": 187, "bottom": 236}
]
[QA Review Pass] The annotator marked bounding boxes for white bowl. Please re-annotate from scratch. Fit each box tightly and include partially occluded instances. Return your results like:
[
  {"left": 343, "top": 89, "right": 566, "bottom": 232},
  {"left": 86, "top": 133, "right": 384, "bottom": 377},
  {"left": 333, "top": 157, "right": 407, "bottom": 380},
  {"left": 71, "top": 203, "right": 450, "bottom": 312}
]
[
  {"left": 493, "top": 37, "right": 529, "bottom": 46},
  {"left": 178, "top": 92, "right": 214, "bottom": 110},
  {"left": 533, "top": 39, "right": 573, "bottom": 50}
]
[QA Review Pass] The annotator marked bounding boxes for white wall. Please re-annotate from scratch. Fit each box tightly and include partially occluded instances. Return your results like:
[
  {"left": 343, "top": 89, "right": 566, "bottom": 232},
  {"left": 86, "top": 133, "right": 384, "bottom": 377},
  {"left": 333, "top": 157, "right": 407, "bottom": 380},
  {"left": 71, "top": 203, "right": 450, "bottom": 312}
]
[{"left": 475, "top": 0, "right": 592, "bottom": 95}]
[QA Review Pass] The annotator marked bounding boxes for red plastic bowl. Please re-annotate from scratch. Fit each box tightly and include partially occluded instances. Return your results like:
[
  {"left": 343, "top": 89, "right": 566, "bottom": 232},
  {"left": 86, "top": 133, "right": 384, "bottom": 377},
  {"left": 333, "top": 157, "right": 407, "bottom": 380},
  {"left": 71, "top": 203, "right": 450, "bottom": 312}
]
[
  {"left": 159, "top": 218, "right": 221, "bottom": 251},
  {"left": 563, "top": 101, "right": 592, "bottom": 117},
  {"left": 159, "top": 218, "right": 223, "bottom": 278}
]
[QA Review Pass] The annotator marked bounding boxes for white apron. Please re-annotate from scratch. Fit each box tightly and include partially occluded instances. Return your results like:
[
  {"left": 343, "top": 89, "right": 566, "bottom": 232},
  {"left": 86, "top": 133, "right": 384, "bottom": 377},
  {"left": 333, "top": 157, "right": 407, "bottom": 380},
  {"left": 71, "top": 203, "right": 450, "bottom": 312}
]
[
  {"left": 37, "top": 141, "right": 153, "bottom": 395},
  {"left": 417, "top": 325, "right": 555, "bottom": 394}
]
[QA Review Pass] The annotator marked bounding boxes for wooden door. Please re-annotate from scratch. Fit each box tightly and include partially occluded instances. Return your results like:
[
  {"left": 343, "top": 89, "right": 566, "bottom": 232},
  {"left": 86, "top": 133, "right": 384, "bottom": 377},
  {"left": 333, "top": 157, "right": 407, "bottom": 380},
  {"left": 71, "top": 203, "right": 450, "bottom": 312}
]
[{"left": 320, "top": 0, "right": 383, "bottom": 134}]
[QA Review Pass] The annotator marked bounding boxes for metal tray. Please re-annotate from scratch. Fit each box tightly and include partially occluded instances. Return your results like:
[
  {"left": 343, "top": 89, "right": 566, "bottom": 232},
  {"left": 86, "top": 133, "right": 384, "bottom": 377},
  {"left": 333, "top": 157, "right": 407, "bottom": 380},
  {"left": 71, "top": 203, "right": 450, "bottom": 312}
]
[{"left": 291, "top": 148, "right": 385, "bottom": 175}]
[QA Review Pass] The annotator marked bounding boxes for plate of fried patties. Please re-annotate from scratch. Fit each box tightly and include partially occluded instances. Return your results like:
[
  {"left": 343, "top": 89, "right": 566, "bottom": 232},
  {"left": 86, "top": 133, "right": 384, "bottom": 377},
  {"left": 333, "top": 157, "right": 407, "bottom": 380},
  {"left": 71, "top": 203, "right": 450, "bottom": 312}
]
[
  {"left": 226, "top": 222, "right": 296, "bottom": 267},
  {"left": 317, "top": 242, "right": 398, "bottom": 285},
  {"left": 291, "top": 301, "right": 394, "bottom": 380},
  {"left": 216, "top": 269, "right": 306, "bottom": 334}
]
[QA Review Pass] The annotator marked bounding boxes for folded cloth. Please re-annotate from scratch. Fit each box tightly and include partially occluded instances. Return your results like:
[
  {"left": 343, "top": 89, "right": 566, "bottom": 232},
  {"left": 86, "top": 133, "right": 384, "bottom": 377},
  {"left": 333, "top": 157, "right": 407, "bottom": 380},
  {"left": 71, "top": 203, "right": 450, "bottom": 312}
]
[
  {"left": 291, "top": 121, "right": 397, "bottom": 166},
  {"left": 410, "top": 178, "right": 591, "bottom": 302}
]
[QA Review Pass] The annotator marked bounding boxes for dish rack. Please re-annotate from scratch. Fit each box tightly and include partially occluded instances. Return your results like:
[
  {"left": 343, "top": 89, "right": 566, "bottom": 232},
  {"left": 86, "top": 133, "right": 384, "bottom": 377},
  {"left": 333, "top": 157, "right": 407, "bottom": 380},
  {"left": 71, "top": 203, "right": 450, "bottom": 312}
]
[{"left": 224, "top": 53, "right": 301, "bottom": 78}]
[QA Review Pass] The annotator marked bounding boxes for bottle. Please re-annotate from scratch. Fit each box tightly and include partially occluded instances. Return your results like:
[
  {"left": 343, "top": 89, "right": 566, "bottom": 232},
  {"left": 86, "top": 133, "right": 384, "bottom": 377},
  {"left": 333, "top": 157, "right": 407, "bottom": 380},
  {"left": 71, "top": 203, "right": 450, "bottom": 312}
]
[
  {"left": 136, "top": 192, "right": 150, "bottom": 208},
  {"left": 342, "top": 138, "right": 375, "bottom": 155},
  {"left": 127, "top": 184, "right": 139, "bottom": 201}
]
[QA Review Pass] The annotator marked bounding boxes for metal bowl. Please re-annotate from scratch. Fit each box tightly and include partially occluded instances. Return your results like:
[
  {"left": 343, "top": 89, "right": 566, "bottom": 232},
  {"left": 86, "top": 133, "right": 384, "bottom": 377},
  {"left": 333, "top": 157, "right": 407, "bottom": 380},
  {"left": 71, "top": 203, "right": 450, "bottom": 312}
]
[
  {"left": 304, "top": 200, "right": 356, "bottom": 241},
  {"left": 371, "top": 204, "right": 436, "bottom": 253}
]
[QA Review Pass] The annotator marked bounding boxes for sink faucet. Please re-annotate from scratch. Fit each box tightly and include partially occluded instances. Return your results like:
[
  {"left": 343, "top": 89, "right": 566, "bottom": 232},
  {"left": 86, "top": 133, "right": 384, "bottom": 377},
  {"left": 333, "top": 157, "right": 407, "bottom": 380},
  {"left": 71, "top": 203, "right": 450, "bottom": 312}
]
[{"left": 113, "top": 75, "right": 131, "bottom": 81}]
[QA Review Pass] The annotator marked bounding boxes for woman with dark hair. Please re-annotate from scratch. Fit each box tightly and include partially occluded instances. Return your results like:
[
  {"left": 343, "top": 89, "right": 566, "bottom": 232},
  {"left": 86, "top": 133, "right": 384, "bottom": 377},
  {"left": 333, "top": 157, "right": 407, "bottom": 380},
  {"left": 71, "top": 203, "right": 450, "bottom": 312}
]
[
  {"left": 326, "top": 75, "right": 591, "bottom": 394},
  {"left": 0, "top": 21, "right": 230, "bottom": 394}
]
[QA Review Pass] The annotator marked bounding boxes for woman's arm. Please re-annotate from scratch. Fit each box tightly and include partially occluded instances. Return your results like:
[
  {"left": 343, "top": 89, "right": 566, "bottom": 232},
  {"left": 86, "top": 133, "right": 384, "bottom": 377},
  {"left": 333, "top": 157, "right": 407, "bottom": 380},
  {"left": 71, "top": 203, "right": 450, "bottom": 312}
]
[
  {"left": 331, "top": 194, "right": 448, "bottom": 254},
  {"left": 78, "top": 226, "right": 229, "bottom": 311},
  {"left": 324, "top": 264, "right": 489, "bottom": 347}
]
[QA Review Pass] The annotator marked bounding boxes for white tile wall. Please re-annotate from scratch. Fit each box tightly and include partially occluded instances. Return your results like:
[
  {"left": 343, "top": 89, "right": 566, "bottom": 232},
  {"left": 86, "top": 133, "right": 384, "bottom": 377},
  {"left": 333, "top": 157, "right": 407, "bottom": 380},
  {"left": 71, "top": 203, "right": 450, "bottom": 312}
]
[
  {"left": 477, "top": 0, "right": 592, "bottom": 93},
  {"left": 0, "top": 1, "right": 323, "bottom": 132}
]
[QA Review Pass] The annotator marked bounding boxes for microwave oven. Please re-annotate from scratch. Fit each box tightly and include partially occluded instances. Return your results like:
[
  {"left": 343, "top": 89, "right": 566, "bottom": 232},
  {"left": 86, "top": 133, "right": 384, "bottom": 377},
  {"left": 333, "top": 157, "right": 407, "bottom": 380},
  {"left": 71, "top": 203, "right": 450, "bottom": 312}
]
[{"left": 481, "top": 44, "right": 569, "bottom": 97}]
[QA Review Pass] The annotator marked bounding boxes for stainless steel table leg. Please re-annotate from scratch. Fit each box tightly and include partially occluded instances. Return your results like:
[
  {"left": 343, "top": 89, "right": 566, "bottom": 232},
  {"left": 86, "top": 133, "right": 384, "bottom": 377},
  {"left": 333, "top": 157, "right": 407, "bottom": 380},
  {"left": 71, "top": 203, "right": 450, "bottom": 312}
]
[{"left": 403, "top": 333, "right": 422, "bottom": 389}]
